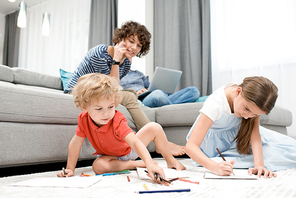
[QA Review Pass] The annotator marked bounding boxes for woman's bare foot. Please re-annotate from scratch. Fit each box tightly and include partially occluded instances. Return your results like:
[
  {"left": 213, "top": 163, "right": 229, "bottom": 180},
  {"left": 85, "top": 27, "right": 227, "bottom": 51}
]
[
  {"left": 168, "top": 142, "right": 186, "bottom": 156},
  {"left": 156, "top": 142, "right": 186, "bottom": 156}
]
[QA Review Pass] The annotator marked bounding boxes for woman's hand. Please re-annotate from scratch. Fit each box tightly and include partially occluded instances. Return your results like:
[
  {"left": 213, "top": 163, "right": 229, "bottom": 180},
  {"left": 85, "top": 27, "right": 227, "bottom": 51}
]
[
  {"left": 137, "top": 88, "right": 148, "bottom": 95},
  {"left": 113, "top": 40, "right": 126, "bottom": 63},
  {"left": 248, "top": 166, "right": 277, "bottom": 178},
  {"left": 212, "top": 160, "right": 235, "bottom": 176}
]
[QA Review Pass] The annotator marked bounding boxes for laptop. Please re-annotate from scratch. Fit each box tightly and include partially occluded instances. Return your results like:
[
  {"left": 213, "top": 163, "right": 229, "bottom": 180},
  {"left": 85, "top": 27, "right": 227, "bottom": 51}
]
[{"left": 138, "top": 67, "right": 182, "bottom": 100}]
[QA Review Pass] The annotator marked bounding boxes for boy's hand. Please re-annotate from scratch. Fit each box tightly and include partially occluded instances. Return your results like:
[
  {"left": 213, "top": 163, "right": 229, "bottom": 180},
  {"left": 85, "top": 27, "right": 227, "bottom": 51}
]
[
  {"left": 248, "top": 166, "right": 277, "bottom": 178},
  {"left": 146, "top": 164, "right": 165, "bottom": 183},
  {"left": 57, "top": 168, "right": 74, "bottom": 177}
]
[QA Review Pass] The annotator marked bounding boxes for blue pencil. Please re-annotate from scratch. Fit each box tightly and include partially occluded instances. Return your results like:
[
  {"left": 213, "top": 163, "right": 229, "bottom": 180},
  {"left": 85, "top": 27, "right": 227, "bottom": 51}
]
[
  {"left": 96, "top": 173, "right": 116, "bottom": 176},
  {"left": 135, "top": 188, "right": 191, "bottom": 194}
]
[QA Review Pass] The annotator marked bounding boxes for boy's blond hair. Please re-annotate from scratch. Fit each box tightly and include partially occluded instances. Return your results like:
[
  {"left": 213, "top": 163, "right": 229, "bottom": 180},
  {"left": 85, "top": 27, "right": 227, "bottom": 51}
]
[{"left": 72, "top": 73, "right": 121, "bottom": 109}]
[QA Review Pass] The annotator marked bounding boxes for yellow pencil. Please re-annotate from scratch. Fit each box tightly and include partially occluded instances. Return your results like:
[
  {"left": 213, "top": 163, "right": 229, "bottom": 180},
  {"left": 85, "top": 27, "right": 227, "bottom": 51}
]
[{"left": 143, "top": 184, "right": 149, "bottom": 190}]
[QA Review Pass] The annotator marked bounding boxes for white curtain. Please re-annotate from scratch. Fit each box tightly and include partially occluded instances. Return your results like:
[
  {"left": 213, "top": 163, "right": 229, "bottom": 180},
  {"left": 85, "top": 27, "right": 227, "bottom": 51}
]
[
  {"left": 210, "top": 0, "right": 296, "bottom": 137},
  {"left": 18, "top": 0, "right": 91, "bottom": 76}
]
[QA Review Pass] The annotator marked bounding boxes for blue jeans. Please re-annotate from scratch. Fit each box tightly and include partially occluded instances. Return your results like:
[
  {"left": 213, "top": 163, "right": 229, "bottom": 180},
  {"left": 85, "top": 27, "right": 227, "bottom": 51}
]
[{"left": 142, "top": 86, "right": 200, "bottom": 108}]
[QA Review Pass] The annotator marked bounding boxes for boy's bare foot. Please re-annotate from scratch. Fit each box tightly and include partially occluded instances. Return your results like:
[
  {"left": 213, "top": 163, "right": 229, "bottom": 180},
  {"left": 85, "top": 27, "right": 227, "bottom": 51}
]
[
  {"left": 156, "top": 142, "right": 186, "bottom": 156},
  {"left": 167, "top": 159, "right": 186, "bottom": 171}
]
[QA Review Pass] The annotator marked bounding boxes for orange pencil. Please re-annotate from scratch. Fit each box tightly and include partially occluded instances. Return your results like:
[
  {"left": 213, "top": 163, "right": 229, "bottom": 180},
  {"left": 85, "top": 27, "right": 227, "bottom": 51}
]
[
  {"left": 127, "top": 176, "right": 130, "bottom": 182},
  {"left": 179, "top": 178, "right": 199, "bottom": 184}
]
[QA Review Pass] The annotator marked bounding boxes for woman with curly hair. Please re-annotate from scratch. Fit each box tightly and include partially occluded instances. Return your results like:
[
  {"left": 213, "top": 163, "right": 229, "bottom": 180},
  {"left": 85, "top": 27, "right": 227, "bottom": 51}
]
[{"left": 64, "top": 21, "right": 185, "bottom": 156}]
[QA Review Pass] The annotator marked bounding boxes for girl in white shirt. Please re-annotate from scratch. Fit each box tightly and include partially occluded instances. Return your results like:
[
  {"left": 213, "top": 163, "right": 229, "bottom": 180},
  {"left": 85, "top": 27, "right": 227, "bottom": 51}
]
[{"left": 186, "top": 76, "right": 296, "bottom": 178}]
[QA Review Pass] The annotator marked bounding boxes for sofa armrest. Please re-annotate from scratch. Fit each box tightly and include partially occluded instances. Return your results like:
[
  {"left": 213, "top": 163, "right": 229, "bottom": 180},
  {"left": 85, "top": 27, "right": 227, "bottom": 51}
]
[
  {"left": 155, "top": 102, "right": 204, "bottom": 127},
  {"left": 260, "top": 105, "right": 292, "bottom": 127}
]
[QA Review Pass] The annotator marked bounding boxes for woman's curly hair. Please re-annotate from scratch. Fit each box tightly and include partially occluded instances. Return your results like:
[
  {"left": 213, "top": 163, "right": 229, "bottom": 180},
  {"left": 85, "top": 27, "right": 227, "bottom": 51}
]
[
  {"left": 72, "top": 73, "right": 121, "bottom": 110},
  {"left": 112, "top": 21, "right": 151, "bottom": 58}
]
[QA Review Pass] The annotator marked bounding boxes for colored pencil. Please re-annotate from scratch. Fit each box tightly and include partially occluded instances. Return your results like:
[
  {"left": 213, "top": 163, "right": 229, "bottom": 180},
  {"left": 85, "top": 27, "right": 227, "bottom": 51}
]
[
  {"left": 169, "top": 177, "right": 179, "bottom": 182},
  {"left": 216, "top": 147, "right": 235, "bottom": 175},
  {"left": 216, "top": 148, "right": 226, "bottom": 161},
  {"left": 62, "top": 167, "right": 67, "bottom": 176},
  {"left": 179, "top": 178, "right": 199, "bottom": 184},
  {"left": 143, "top": 184, "right": 149, "bottom": 190},
  {"left": 135, "top": 188, "right": 191, "bottom": 194}
]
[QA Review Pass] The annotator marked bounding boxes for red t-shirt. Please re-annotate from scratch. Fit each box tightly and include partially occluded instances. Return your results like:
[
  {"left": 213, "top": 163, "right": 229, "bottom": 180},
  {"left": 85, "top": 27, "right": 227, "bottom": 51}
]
[{"left": 75, "top": 110, "right": 135, "bottom": 156}]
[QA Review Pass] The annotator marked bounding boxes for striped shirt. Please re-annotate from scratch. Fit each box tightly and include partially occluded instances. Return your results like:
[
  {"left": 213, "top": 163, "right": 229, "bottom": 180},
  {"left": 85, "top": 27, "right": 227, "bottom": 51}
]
[{"left": 64, "top": 44, "right": 131, "bottom": 93}]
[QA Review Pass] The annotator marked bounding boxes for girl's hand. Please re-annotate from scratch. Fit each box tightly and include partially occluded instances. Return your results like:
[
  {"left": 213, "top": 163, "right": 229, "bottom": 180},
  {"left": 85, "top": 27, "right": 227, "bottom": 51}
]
[
  {"left": 213, "top": 160, "right": 235, "bottom": 176},
  {"left": 137, "top": 88, "right": 148, "bottom": 95},
  {"left": 146, "top": 164, "right": 165, "bottom": 183},
  {"left": 248, "top": 166, "right": 277, "bottom": 178},
  {"left": 113, "top": 41, "right": 126, "bottom": 64},
  {"left": 57, "top": 168, "right": 74, "bottom": 177}
]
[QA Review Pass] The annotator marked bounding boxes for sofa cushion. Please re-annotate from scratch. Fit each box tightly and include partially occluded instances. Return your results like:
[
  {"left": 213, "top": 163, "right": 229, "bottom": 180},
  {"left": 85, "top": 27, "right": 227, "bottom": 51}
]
[
  {"left": 12, "top": 68, "right": 63, "bottom": 90},
  {"left": 0, "top": 65, "right": 13, "bottom": 83},
  {"left": 195, "top": 95, "right": 209, "bottom": 102},
  {"left": 155, "top": 102, "right": 204, "bottom": 126},
  {"left": 59, "top": 68, "right": 73, "bottom": 91},
  {"left": 0, "top": 83, "right": 81, "bottom": 124}
]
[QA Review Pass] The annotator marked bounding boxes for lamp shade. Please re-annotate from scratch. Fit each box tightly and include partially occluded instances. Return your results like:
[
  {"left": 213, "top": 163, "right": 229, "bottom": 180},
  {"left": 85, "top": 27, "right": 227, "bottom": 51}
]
[
  {"left": 42, "top": 12, "right": 50, "bottom": 36},
  {"left": 17, "top": 1, "right": 27, "bottom": 28}
]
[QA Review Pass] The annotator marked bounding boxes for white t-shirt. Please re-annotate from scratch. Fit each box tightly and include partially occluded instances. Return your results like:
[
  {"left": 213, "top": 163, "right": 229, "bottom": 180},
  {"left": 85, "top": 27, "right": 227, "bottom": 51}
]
[{"left": 199, "top": 83, "right": 236, "bottom": 122}]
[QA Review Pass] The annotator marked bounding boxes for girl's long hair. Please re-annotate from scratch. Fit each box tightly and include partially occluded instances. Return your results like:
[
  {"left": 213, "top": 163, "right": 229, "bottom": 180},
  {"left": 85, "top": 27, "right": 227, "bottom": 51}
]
[{"left": 234, "top": 76, "right": 278, "bottom": 154}]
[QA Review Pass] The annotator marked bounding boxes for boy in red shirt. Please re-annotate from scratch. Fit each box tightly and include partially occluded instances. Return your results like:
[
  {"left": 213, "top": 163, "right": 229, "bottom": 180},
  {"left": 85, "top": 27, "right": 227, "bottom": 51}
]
[{"left": 57, "top": 73, "right": 186, "bottom": 181}]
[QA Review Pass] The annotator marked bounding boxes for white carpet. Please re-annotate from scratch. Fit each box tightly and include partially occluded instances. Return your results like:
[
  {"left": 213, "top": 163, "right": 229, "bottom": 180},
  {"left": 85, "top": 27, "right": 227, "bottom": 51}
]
[{"left": 1, "top": 158, "right": 295, "bottom": 198}]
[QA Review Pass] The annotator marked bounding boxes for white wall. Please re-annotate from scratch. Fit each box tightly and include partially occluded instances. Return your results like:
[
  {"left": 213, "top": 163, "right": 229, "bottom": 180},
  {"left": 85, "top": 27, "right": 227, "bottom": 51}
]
[
  {"left": 118, "top": 0, "right": 154, "bottom": 78},
  {"left": 0, "top": 13, "right": 5, "bottom": 64},
  {"left": 1, "top": 1, "right": 154, "bottom": 75}
]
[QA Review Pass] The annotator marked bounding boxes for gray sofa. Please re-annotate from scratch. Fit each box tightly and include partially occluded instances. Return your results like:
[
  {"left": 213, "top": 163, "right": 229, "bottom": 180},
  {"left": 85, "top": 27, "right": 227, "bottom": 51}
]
[{"left": 0, "top": 65, "right": 293, "bottom": 168}]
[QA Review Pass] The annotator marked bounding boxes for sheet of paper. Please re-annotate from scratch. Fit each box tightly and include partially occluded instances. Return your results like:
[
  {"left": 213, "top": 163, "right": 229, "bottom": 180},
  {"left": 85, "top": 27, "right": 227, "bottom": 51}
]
[
  {"left": 203, "top": 169, "right": 258, "bottom": 180},
  {"left": 10, "top": 175, "right": 102, "bottom": 188},
  {"left": 136, "top": 167, "right": 188, "bottom": 180}
]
